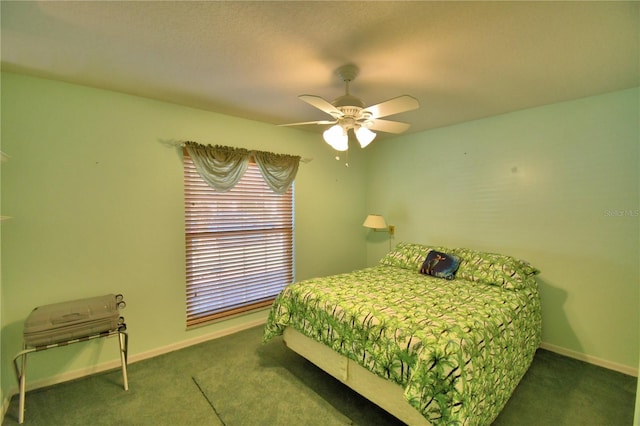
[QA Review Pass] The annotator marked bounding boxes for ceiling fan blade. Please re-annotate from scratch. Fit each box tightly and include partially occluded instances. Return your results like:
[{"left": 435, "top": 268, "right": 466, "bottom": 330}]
[
  {"left": 368, "top": 119, "right": 411, "bottom": 134},
  {"left": 364, "top": 95, "right": 419, "bottom": 119},
  {"left": 299, "top": 95, "right": 343, "bottom": 117},
  {"left": 278, "top": 120, "right": 336, "bottom": 127}
]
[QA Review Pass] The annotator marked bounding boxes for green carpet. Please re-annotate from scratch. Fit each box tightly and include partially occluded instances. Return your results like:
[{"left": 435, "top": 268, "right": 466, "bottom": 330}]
[
  {"left": 493, "top": 348, "right": 637, "bottom": 425},
  {"left": 193, "top": 354, "right": 352, "bottom": 425},
  {"left": 2, "top": 325, "right": 636, "bottom": 426}
]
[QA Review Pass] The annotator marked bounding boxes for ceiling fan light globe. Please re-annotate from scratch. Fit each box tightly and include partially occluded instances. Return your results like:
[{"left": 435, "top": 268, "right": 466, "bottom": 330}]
[
  {"left": 332, "top": 138, "right": 349, "bottom": 151},
  {"left": 355, "top": 126, "right": 376, "bottom": 148},
  {"left": 323, "top": 125, "right": 349, "bottom": 151}
]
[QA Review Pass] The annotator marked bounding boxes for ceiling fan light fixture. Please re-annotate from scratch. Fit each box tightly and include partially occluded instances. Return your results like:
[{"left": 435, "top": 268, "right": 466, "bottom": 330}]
[
  {"left": 355, "top": 126, "right": 376, "bottom": 148},
  {"left": 323, "top": 124, "right": 348, "bottom": 151}
]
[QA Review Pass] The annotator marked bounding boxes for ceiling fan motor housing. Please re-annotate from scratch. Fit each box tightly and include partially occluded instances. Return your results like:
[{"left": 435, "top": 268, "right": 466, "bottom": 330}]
[
  {"left": 333, "top": 94, "right": 364, "bottom": 110},
  {"left": 333, "top": 64, "right": 365, "bottom": 113}
]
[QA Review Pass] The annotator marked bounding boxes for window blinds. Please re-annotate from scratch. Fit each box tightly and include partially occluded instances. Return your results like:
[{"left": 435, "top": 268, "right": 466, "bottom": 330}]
[{"left": 184, "top": 151, "right": 294, "bottom": 327}]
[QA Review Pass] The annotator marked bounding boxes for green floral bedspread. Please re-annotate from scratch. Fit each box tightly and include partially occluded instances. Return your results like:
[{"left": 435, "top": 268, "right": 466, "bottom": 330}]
[{"left": 263, "top": 243, "right": 542, "bottom": 425}]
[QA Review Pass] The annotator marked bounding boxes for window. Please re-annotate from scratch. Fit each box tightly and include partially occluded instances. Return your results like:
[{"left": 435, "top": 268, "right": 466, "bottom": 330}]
[{"left": 183, "top": 150, "right": 294, "bottom": 327}]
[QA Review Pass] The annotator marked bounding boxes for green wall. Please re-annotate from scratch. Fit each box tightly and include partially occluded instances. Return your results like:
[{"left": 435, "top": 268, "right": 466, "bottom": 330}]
[
  {"left": 1, "top": 72, "right": 638, "bottom": 410},
  {"left": 366, "top": 88, "right": 639, "bottom": 372},
  {"left": 0, "top": 72, "right": 367, "bottom": 398}
]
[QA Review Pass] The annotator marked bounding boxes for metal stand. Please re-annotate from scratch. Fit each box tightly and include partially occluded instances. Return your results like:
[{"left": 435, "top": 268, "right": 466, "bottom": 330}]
[{"left": 13, "top": 325, "right": 128, "bottom": 424}]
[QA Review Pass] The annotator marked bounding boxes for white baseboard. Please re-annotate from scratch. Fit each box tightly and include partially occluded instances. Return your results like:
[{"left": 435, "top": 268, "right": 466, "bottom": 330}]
[
  {"left": 128, "top": 317, "right": 268, "bottom": 364},
  {"left": 540, "top": 341, "right": 638, "bottom": 377},
  {"left": 2, "top": 318, "right": 267, "bottom": 405}
]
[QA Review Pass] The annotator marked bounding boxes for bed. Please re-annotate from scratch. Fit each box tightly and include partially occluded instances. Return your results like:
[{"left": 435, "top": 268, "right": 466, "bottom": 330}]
[{"left": 263, "top": 242, "right": 542, "bottom": 425}]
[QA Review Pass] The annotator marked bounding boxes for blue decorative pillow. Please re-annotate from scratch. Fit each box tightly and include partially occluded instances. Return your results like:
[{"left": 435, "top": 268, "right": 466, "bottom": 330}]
[{"left": 420, "top": 250, "right": 461, "bottom": 280}]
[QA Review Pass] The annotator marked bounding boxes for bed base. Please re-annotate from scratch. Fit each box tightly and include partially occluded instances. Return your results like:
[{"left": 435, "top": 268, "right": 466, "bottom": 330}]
[{"left": 283, "top": 327, "right": 429, "bottom": 425}]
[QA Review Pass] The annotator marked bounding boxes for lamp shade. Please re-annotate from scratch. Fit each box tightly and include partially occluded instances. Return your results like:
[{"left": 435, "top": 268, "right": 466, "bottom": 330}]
[
  {"left": 355, "top": 126, "right": 376, "bottom": 148},
  {"left": 363, "top": 214, "right": 387, "bottom": 229},
  {"left": 323, "top": 125, "right": 348, "bottom": 151}
]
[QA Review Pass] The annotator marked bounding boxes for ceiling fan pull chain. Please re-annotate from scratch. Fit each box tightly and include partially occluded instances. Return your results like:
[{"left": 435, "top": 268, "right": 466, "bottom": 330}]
[{"left": 334, "top": 148, "right": 349, "bottom": 167}]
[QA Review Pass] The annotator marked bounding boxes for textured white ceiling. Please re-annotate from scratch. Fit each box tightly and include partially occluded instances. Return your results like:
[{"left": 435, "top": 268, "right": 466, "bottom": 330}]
[{"left": 2, "top": 1, "right": 638, "bottom": 137}]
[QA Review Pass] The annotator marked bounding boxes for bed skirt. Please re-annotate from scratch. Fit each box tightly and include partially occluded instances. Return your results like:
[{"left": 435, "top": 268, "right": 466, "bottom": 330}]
[{"left": 283, "top": 327, "right": 430, "bottom": 425}]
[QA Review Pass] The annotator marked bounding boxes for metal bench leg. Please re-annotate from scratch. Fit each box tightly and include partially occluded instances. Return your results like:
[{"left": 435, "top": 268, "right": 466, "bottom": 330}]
[
  {"left": 19, "top": 351, "right": 26, "bottom": 424},
  {"left": 13, "top": 327, "right": 128, "bottom": 423},
  {"left": 118, "top": 331, "right": 129, "bottom": 391},
  {"left": 13, "top": 346, "right": 29, "bottom": 424}
]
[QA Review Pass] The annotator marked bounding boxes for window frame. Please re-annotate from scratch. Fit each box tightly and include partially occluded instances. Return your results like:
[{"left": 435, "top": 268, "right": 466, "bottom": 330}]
[{"left": 183, "top": 149, "right": 294, "bottom": 327}]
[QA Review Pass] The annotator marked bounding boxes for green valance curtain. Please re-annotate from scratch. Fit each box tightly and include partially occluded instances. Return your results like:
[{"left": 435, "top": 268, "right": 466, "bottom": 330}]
[{"left": 184, "top": 141, "right": 300, "bottom": 194}]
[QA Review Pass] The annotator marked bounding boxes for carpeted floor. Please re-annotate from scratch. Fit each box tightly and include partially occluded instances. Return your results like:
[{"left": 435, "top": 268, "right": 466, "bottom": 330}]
[
  {"left": 193, "top": 343, "right": 351, "bottom": 425},
  {"left": 2, "top": 325, "right": 637, "bottom": 425}
]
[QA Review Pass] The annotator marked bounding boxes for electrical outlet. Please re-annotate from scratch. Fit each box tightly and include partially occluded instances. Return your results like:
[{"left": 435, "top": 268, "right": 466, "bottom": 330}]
[{"left": 388, "top": 225, "right": 395, "bottom": 236}]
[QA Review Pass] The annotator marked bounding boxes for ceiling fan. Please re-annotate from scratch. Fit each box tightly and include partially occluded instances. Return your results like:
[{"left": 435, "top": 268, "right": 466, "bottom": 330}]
[{"left": 280, "top": 64, "right": 420, "bottom": 151}]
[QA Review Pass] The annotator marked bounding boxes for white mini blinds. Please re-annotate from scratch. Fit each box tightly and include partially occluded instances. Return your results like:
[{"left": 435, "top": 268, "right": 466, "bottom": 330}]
[{"left": 183, "top": 143, "right": 296, "bottom": 327}]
